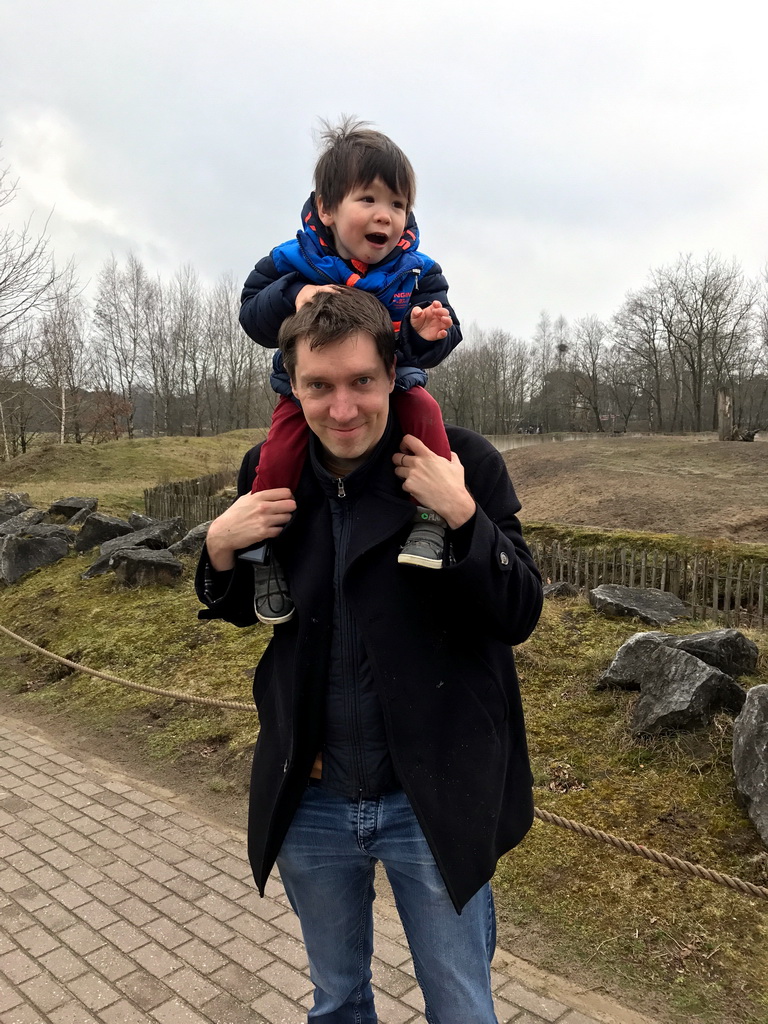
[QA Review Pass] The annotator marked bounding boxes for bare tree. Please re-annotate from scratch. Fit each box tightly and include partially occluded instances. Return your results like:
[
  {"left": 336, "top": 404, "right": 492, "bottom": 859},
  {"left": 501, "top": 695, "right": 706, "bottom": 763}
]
[
  {"left": 36, "top": 265, "right": 91, "bottom": 443},
  {"left": 92, "top": 253, "right": 148, "bottom": 438},
  {"left": 0, "top": 150, "right": 61, "bottom": 348}
]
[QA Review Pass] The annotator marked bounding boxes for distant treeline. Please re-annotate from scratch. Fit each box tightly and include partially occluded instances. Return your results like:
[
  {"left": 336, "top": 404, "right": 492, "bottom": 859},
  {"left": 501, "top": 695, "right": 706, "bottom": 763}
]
[{"left": 2, "top": 150, "right": 767, "bottom": 455}]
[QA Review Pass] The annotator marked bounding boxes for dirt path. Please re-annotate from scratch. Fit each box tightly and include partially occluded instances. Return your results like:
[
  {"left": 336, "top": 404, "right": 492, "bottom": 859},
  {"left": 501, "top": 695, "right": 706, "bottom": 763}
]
[{"left": 504, "top": 435, "right": 768, "bottom": 543}]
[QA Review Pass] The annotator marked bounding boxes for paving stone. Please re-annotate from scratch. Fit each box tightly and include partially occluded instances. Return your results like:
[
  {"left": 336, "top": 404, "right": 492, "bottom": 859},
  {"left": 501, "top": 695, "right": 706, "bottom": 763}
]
[
  {"left": 258, "top": 960, "right": 313, "bottom": 1001},
  {"left": 71, "top": 898, "right": 121, "bottom": 929},
  {"left": 227, "top": 910, "right": 278, "bottom": 945},
  {"left": 57, "top": 831, "right": 91, "bottom": 852},
  {"left": 262, "top": 934, "right": 308, "bottom": 971},
  {"left": 1, "top": 1001, "right": 49, "bottom": 1023},
  {"left": 185, "top": 913, "right": 236, "bottom": 945},
  {"left": 371, "top": 957, "right": 415, "bottom": 998},
  {"left": 102, "top": 861, "right": 142, "bottom": 885},
  {"left": 84, "top": 945, "right": 137, "bottom": 982},
  {"left": 101, "top": 920, "right": 148, "bottom": 952},
  {"left": 116, "top": 969, "right": 176, "bottom": 1009},
  {"left": 99, "top": 999, "right": 155, "bottom": 1024},
  {"left": 150, "top": 996, "right": 211, "bottom": 1023},
  {"left": 32, "top": 903, "right": 79, "bottom": 933},
  {"left": 0, "top": 949, "right": 41, "bottom": 984},
  {"left": 495, "top": 980, "right": 569, "bottom": 1021},
  {"left": 89, "top": 880, "right": 130, "bottom": 906},
  {"left": 252, "top": 988, "right": 306, "bottom": 1024},
  {"left": 66, "top": 969, "right": 121, "bottom": 1010},
  {"left": 42, "top": 849, "right": 78, "bottom": 871},
  {"left": 58, "top": 922, "right": 106, "bottom": 955},
  {"left": 164, "top": 874, "right": 209, "bottom": 901},
  {"left": 15, "top": 923, "right": 60, "bottom": 956},
  {"left": 50, "top": 880, "right": 92, "bottom": 910},
  {"left": 18, "top": 972, "right": 70, "bottom": 1012},
  {"left": 0, "top": 979, "right": 22, "bottom": 1013},
  {"left": 165, "top": 964, "right": 222, "bottom": 1004},
  {"left": 46, "top": 999, "right": 100, "bottom": 1024},
  {"left": 40, "top": 946, "right": 90, "bottom": 982},
  {"left": 560, "top": 1013, "right": 603, "bottom": 1024},
  {"left": 143, "top": 916, "right": 192, "bottom": 949},
  {"left": 154, "top": 893, "right": 200, "bottom": 924},
  {"left": 210, "top": 962, "right": 270, "bottom": 1003},
  {"left": 12, "top": 883, "right": 51, "bottom": 911},
  {"left": 204, "top": 993, "right": 263, "bottom": 1024},
  {"left": 131, "top": 941, "right": 183, "bottom": 978},
  {"left": 113, "top": 895, "right": 160, "bottom": 927},
  {"left": 175, "top": 937, "right": 227, "bottom": 974}
]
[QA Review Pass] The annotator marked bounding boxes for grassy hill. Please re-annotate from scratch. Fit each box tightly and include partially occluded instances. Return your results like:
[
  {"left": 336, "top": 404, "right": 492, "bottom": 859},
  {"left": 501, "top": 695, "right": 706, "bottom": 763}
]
[
  {"left": 504, "top": 434, "right": 768, "bottom": 545},
  {"left": 0, "top": 430, "right": 265, "bottom": 517},
  {"left": 1, "top": 431, "right": 767, "bottom": 1024}
]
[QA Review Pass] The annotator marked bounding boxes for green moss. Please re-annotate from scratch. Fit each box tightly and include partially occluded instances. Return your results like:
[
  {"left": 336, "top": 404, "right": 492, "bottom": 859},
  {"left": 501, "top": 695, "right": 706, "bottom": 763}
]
[{"left": 524, "top": 522, "right": 768, "bottom": 562}]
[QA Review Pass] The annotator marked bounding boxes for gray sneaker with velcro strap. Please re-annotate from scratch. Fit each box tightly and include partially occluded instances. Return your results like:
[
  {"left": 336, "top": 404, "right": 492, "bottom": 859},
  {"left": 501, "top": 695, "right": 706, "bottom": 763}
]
[{"left": 397, "top": 506, "right": 447, "bottom": 569}]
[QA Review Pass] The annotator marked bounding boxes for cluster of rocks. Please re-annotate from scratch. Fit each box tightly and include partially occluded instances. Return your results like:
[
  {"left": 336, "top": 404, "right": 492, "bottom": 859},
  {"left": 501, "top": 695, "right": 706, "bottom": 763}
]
[
  {"left": 0, "top": 491, "right": 209, "bottom": 587},
  {"left": 599, "top": 628, "right": 767, "bottom": 847}
]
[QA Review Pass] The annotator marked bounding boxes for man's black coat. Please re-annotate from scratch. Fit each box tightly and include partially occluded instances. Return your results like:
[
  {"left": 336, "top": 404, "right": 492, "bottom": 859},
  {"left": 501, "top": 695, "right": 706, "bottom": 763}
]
[{"left": 198, "top": 420, "right": 542, "bottom": 912}]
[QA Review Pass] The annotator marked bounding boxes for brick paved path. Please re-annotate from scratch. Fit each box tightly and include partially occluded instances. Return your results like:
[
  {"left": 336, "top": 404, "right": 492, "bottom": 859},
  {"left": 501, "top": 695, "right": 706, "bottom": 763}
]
[{"left": 0, "top": 717, "right": 659, "bottom": 1024}]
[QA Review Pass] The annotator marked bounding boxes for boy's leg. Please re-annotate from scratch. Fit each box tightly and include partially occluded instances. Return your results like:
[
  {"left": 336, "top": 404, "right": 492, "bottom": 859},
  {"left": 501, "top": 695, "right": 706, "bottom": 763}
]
[
  {"left": 252, "top": 395, "right": 309, "bottom": 493},
  {"left": 245, "top": 396, "right": 308, "bottom": 624},
  {"left": 374, "top": 790, "right": 498, "bottom": 1024},
  {"left": 392, "top": 386, "right": 452, "bottom": 461},
  {"left": 392, "top": 387, "right": 452, "bottom": 569},
  {"left": 276, "top": 787, "right": 378, "bottom": 1023}
]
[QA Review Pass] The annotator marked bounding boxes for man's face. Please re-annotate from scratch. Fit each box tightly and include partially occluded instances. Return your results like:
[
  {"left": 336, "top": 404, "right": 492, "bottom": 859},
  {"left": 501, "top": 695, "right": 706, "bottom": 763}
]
[
  {"left": 317, "top": 177, "right": 408, "bottom": 265},
  {"left": 290, "top": 331, "right": 395, "bottom": 471}
]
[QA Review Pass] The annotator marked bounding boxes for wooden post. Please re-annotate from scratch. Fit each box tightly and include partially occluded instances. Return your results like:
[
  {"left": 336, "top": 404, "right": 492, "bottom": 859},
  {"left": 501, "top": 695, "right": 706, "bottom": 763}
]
[{"left": 717, "top": 387, "right": 733, "bottom": 441}]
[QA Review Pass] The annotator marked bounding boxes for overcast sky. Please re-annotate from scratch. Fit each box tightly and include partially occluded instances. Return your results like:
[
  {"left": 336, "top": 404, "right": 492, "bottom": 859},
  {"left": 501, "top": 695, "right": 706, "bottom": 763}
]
[{"left": 1, "top": 1, "right": 766, "bottom": 341}]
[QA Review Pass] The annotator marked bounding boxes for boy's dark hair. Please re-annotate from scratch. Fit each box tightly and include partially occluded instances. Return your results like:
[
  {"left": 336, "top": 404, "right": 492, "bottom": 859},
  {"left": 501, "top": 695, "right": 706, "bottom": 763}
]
[
  {"left": 279, "top": 288, "right": 397, "bottom": 380},
  {"left": 314, "top": 115, "right": 416, "bottom": 213}
]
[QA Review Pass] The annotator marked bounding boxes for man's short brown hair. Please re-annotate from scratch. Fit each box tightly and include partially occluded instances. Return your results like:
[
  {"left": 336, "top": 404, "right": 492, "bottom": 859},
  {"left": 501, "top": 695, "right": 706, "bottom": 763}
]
[
  {"left": 278, "top": 289, "right": 397, "bottom": 381},
  {"left": 313, "top": 116, "right": 416, "bottom": 213}
]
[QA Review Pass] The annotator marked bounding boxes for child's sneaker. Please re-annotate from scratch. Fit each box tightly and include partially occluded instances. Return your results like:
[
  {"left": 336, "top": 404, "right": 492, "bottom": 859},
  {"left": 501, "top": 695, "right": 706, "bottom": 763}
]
[
  {"left": 239, "top": 544, "right": 295, "bottom": 624},
  {"left": 398, "top": 507, "right": 447, "bottom": 569}
]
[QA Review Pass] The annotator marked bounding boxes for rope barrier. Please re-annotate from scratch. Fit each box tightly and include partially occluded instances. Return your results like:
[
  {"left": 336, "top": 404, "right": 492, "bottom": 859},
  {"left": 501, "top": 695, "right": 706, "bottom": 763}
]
[
  {"left": 2, "top": 622, "right": 767, "bottom": 902},
  {"left": 0, "top": 623, "right": 256, "bottom": 713}
]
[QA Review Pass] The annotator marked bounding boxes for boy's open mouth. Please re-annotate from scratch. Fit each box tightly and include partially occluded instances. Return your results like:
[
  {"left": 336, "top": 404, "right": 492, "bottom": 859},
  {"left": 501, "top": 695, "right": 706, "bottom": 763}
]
[{"left": 366, "top": 233, "right": 388, "bottom": 246}]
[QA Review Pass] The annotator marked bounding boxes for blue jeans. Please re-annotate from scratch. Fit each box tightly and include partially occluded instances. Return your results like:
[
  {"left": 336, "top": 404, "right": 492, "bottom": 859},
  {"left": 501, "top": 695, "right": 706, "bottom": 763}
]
[{"left": 276, "top": 786, "right": 498, "bottom": 1023}]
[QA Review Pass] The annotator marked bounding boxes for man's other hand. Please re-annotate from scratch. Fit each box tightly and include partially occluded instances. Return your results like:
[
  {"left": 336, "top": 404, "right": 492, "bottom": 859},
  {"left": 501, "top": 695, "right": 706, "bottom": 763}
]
[
  {"left": 393, "top": 436, "right": 476, "bottom": 529},
  {"left": 205, "top": 488, "right": 297, "bottom": 571}
]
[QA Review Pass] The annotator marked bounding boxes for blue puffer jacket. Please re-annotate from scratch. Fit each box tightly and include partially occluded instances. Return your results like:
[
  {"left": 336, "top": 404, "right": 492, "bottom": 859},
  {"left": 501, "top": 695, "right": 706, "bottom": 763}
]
[{"left": 239, "top": 194, "right": 462, "bottom": 395}]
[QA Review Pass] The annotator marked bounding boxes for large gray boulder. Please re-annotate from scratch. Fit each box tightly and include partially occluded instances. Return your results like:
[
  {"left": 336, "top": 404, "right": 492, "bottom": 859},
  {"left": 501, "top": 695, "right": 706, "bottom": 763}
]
[
  {"left": 0, "top": 492, "right": 32, "bottom": 522},
  {"left": 112, "top": 548, "right": 183, "bottom": 587},
  {"left": 543, "top": 581, "right": 579, "bottom": 600},
  {"left": 100, "top": 518, "right": 184, "bottom": 557},
  {"left": 23, "top": 524, "right": 77, "bottom": 547},
  {"left": 0, "top": 509, "right": 47, "bottom": 535},
  {"left": 660, "top": 629, "right": 758, "bottom": 678},
  {"left": 732, "top": 685, "right": 768, "bottom": 847},
  {"left": 589, "top": 584, "right": 691, "bottom": 626},
  {"left": 83, "top": 518, "right": 186, "bottom": 579},
  {"left": 168, "top": 521, "right": 211, "bottom": 557},
  {"left": 75, "top": 513, "right": 134, "bottom": 552},
  {"left": 128, "top": 512, "right": 158, "bottom": 530},
  {"left": 599, "top": 627, "right": 759, "bottom": 691},
  {"left": 631, "top": 646, "right": 746, "bottom": 736},
  {"left": 48, "top": 496, "right": 98, "bottom": 519},
  {"left": 0, "top": 533, "right": 69, "bottom": 584},
  {"left": 597, "top": 632, "right": 666, "bottom": 690}
]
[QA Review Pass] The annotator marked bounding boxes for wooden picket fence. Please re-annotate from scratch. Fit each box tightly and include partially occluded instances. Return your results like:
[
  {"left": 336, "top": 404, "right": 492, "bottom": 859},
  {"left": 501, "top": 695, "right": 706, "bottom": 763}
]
[
  {"left": 529, "top": 539, "right": 768, "bottom": 628},
  {"left": 143, "top": 471, "right": 236, "bottom": 530}
]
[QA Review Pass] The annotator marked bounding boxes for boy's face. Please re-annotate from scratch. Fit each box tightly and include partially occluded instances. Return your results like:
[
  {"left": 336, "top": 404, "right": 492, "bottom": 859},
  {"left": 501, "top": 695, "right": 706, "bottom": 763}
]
[{"left": 317, "top": 177, "right": 408, "bottom": 265}]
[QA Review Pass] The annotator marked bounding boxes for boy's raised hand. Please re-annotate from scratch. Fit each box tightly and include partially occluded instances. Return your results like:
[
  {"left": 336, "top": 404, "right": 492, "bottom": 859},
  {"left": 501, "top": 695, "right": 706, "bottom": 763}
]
[{"left": 409, "top": 300, "right": 453, "bottom": 341}]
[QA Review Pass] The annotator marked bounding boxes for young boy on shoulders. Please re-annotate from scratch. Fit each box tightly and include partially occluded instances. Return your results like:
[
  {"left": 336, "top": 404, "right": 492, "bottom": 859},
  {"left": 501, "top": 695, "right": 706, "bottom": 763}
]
[{"left": 239, "top": 117, "right": 462, "bottom": 623}]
